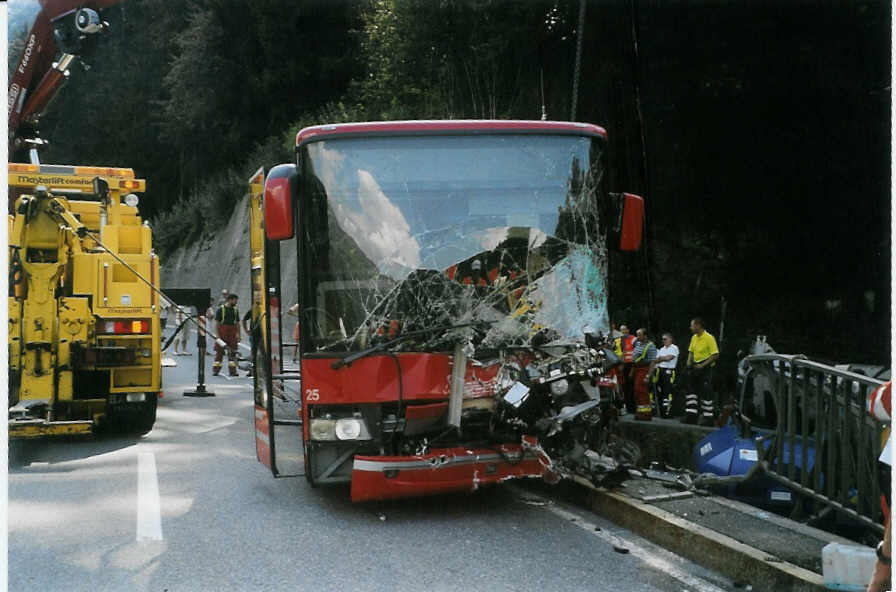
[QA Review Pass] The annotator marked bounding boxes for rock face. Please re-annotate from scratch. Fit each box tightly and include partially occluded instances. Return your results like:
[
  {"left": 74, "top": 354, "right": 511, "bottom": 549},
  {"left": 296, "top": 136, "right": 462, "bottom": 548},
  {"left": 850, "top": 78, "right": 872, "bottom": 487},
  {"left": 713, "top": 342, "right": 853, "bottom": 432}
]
[{"left": 159, "top": 193, "right": 299, "bottom": 312}]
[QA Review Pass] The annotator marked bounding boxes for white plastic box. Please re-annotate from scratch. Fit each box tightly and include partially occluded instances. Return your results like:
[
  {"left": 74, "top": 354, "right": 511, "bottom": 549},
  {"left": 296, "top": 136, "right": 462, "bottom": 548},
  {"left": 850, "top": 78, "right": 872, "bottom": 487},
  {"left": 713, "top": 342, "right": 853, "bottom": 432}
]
[{"left": 822, "top": 542, "right": 877, "bottom": 591}]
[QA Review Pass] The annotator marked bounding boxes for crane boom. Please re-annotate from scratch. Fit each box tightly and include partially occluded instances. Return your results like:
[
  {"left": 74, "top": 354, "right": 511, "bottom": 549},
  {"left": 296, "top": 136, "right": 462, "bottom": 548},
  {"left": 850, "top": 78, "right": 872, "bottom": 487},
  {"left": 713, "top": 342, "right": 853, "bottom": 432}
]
[{"left": 7, "top": 0, "right": 123, "bottom": 162}]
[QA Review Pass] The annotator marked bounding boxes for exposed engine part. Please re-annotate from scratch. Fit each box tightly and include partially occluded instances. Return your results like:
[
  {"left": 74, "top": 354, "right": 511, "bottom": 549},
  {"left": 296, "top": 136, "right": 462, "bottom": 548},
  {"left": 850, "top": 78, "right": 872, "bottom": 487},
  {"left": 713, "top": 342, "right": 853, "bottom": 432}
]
[{"left": 375, "top": 331, "right": 640, "bottom": 489}]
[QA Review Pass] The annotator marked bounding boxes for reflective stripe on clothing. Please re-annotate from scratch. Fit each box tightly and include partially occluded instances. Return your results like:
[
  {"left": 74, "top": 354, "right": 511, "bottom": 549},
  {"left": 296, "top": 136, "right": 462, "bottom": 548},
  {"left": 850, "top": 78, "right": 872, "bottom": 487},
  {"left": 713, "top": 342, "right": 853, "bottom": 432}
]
[
  {"left": 633, "top": 340, "right": 657, "bottom": 364},
  {"left": 215, "top": 305, "right": 240, "bottom": 325},
  {"left": 868, "top": 381, "right": 891, "bottom": 421},
  {"left": 632, "top": 366, "right": 652, "bottom": 416}
]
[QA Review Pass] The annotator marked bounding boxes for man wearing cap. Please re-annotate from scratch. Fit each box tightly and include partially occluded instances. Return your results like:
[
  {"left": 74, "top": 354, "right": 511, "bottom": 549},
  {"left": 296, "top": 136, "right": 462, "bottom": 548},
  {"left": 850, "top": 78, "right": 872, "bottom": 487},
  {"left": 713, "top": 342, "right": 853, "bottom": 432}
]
[{"left": 214, "top": 293, "right": 241, "bottom": 376}]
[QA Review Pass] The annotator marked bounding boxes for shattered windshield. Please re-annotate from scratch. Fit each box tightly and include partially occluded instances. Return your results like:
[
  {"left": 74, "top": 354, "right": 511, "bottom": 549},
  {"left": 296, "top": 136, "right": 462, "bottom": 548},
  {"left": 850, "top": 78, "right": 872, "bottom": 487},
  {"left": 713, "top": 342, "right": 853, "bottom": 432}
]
[{"left": 299, "top": 133, "right": 608, "bottom": 353}]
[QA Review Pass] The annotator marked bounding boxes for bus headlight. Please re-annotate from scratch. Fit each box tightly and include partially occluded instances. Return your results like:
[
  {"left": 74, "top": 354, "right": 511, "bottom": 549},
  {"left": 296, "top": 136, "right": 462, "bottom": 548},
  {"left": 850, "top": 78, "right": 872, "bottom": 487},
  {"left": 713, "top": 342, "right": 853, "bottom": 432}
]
[
  {"left": 309, "top": 419, "right": 337, "bottom": 441},
  {"left": 311, "top": 415, "right": 371, "bottom": 441},
  {"left": 336, "top": 417, "right": 372, "bottom": 440},
  {"left": 335, "top": 418, "right": 362, "bottom": 440}
]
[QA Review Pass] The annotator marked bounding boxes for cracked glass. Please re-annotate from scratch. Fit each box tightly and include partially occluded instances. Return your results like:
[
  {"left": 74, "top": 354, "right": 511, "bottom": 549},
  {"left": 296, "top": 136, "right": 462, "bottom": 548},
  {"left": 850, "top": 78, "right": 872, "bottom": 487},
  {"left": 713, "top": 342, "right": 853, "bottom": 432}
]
[{"left": 298, "top": 133, "right": 609, "bottom": 355}]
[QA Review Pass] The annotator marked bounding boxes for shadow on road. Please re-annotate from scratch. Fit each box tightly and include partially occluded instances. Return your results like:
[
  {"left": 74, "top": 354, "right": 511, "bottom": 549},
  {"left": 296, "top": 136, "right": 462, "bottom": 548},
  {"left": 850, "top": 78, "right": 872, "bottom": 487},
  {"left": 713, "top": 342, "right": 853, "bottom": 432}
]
[
  {"left": 306, "top": 478, "right": 523, "bottom": 523},
  {"left": 9, "top": 433, "right": 145, "bottom": 471}
]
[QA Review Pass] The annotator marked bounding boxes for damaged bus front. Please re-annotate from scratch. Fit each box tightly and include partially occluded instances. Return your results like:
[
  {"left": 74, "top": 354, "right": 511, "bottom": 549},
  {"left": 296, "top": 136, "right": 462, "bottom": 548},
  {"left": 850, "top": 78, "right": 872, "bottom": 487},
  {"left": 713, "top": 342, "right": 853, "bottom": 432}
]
[{"left": 250, "top": 121, "right": 644, "bottom": 502}]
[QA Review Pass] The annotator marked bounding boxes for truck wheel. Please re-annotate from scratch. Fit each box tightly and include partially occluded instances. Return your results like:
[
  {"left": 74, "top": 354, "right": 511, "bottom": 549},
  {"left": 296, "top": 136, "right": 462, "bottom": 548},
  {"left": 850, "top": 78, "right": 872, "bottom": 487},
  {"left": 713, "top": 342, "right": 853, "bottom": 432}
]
[
  {"left": 132, "top": 393, "right": 158, "bottom": 435},
  {"left": 105, "top": 393, "right": 158, "bottom": 435},
  {"left": 304, "top": 444, "right": 317, "bottom": 487},
  {"left": 8, "top": 439, "right": 26, "bottom": 467}
]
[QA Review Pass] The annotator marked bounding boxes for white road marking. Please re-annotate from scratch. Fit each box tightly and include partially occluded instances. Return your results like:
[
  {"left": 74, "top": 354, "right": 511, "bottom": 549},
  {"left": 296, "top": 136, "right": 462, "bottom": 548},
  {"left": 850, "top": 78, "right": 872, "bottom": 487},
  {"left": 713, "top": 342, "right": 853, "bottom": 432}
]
[
  {"left": 521, "top": 489, "right": 727, "bottom": 592},
  {"left": 136, "top": 452, "right": 163, "bottom": 541}
]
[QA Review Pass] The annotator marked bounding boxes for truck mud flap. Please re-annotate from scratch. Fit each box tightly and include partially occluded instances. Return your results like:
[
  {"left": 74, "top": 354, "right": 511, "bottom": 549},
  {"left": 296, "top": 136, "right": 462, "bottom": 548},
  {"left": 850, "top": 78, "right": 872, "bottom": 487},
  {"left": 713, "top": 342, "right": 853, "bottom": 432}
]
[
  {"left": 350, "top": 443, "right": 546, "bottom": 503},
  {"left": 9, "top": 419, "right": 93, "bottom": 439}
]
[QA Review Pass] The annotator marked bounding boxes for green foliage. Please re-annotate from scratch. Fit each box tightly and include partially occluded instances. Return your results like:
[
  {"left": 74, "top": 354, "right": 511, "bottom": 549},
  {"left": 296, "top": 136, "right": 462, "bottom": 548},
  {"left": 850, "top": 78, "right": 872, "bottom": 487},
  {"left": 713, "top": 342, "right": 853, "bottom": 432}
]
[
  {"left": 34, "top": 0, "right": 360, "bottom": 220},
  {"left": 355, "top": 0, "right": 572, "bottom": 120},
  {"left": 159, "top": 0, "right": 362, "bottom": 199},
  {"left": 9, "top": 1, "right": 890, "bottom": 362},
  {"left": 285, "top": 101, "right": 371, "bottom": 133}
]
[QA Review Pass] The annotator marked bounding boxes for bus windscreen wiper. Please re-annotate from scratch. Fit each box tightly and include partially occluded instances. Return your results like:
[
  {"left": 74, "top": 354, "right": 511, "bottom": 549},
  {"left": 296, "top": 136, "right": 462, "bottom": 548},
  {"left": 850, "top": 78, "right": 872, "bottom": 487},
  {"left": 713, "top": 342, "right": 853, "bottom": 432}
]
[{"left": 330, "top": 321, "right": 488, "bottom": 370}]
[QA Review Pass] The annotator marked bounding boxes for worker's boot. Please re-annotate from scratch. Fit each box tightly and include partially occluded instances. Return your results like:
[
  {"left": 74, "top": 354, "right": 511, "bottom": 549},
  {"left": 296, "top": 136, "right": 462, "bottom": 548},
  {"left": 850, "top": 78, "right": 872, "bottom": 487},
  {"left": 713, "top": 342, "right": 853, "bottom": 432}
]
[
  {"left": 699, "top": 400, "right": 715, "bottom": 427},
  {"left": 681, "top": 393, "right": 698, "bottom": 424},
  {"left": 635, "top": 404, "right": 653, "bottom": 421},
  {"left": 228, "top": 361, "right": 238, "bottom": 377},
  {"left": 212, "top": 362, "right": 221, "bottom": 376},
  {"left": 660, "top": 397, "right": 673, "bottom": 419}
]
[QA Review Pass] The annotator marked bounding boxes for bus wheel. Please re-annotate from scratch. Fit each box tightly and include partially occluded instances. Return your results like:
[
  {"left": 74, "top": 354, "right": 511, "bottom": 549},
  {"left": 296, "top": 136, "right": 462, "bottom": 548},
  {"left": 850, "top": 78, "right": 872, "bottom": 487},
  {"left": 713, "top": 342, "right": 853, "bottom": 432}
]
[{"left": 304, "top": 444, "right": 317, "bottom": 487}]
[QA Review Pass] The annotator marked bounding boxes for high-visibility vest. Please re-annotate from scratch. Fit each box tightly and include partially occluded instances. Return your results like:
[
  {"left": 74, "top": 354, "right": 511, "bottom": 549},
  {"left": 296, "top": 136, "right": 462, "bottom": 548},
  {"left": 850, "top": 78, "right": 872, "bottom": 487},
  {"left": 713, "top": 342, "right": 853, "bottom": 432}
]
[
  {"left": 216, "top": 305, "right": 240, "bottom": 325},
  {"left": 615, "top": 334, "right": 635, "bottom": 363}
]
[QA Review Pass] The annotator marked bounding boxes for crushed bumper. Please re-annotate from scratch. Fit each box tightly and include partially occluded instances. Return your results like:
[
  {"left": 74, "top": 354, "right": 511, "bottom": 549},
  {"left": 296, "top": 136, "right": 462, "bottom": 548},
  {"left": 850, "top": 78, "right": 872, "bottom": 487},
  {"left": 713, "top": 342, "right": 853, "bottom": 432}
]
[
  {"left": 350, "top": 438, "right": 553, "bottom": 502},
  {"left": 9, "top": 419, "right": 94, "bottom": 439}
]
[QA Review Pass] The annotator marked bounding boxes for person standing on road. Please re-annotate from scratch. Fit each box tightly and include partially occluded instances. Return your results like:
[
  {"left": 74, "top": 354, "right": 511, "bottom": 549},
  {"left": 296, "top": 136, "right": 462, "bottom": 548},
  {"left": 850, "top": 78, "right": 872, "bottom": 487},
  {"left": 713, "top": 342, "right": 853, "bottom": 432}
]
[
  {"left": 614, "top": 324, "right": 636, "bottom": 414},
  {"left": 654, "top": 332, "right": 679, "bottom": 418},
  {"left": 202, "top": 298, "right": 215, "bottom": 355},
  {"left": 173, "top": 306, "right": 191, "bottom": 355},
  {"left": 682, "top": 318, "right": 720, "bottom": 426},
  {"left": 608, "top": 321, "right": 623, "bottom": 341},
  {"left": 631, "top": 328, "right": 658, "bottom": 421},
  {"left": 214, "top": 293, "right": 241, "bottom": 376}
]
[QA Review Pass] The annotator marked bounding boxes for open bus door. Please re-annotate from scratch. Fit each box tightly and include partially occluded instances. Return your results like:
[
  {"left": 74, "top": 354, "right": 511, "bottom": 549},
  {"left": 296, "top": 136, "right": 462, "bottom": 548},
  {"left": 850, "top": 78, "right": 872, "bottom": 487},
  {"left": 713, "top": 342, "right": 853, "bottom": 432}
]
[
  {"left": 249, "top": 168, "right": 277, "bottom": 473},
  {"left": 248, "top": 167, "right": 303, "bottom": 476}
]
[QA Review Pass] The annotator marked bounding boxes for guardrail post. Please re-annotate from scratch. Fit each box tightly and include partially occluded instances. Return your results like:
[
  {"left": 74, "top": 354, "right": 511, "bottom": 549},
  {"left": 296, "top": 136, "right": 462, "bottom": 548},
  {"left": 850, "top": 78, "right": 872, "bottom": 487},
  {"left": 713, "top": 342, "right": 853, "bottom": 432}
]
[
  {"left": 813, "top": 370, "right": 824, "bottom": 495},
  {"left": 800, "top": 365, "right": 809, "bottom": 488},
  {"left": 787, "top": 359, "right": 796, "bottom": 482}
]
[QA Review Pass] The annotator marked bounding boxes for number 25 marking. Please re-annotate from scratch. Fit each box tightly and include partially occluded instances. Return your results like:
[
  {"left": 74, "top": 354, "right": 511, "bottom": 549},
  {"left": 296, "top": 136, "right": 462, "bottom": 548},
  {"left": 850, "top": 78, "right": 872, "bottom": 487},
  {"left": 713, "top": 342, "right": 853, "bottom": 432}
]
[{"left": 305, "top": 389, "right": 320, "bottom": 401}]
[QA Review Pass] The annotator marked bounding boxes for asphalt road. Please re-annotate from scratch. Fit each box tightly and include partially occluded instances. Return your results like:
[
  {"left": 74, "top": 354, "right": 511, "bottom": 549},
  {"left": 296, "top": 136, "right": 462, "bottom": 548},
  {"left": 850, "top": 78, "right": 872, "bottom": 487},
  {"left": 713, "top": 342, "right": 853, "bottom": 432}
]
[{"left": 9, "top": 348, "right": 740, "bottom": 592}]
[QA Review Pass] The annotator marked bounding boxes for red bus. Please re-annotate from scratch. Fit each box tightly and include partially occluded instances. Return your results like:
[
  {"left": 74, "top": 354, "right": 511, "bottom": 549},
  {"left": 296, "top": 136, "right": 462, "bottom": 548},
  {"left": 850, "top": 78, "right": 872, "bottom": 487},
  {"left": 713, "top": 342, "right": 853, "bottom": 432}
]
[{"left": 248, "top": 120, "right": 644, "bottom": 502}]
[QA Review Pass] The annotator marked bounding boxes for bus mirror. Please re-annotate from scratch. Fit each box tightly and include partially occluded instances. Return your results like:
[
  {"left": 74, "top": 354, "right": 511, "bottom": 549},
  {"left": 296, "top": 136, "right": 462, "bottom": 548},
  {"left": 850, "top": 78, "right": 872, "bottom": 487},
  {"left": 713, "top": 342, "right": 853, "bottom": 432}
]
[
  {"left": 618, "top": 192, "right": 644, "bottom": 251},
  {"left": 264, "top": 164, "right": 297, "bottom": 240}
]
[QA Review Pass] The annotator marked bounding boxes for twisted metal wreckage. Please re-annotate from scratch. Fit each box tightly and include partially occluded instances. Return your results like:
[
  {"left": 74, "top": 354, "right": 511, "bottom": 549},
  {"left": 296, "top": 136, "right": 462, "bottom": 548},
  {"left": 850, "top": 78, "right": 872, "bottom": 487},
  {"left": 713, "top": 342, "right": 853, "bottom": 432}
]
[{"left": 307, "top": 241, "right": 644, "bottom": 492}]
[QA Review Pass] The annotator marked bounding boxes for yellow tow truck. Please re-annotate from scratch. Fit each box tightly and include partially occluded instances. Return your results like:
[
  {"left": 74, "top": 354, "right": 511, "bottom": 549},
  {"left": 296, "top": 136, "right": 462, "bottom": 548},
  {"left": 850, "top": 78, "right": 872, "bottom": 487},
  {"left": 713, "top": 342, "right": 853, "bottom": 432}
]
[{"left": 8, "top": 163, "right": 162, "bottom": 440}]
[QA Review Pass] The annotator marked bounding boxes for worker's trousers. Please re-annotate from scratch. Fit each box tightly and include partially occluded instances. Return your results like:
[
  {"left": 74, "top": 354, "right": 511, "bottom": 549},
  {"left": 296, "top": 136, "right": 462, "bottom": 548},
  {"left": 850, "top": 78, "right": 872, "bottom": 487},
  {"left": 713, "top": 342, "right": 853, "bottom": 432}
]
[
  {"left": 632, "top": 366, "right": 653, "bottom": 420},
  {"left": 654, "top": 367, "right": 676, "bottom": 418},
  {"left": 214, "top": 324, "right": 239, "bottom": 376},
  {"left": 685, "top": 365, "right": 715, "bottom": 423}
]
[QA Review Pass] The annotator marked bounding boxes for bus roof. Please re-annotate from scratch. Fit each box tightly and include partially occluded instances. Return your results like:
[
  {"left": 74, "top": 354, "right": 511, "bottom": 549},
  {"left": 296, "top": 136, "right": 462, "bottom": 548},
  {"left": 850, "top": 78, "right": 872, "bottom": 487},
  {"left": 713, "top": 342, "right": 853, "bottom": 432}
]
[{"left": 295, "top": 120, "right": 608, "bottom": 146}]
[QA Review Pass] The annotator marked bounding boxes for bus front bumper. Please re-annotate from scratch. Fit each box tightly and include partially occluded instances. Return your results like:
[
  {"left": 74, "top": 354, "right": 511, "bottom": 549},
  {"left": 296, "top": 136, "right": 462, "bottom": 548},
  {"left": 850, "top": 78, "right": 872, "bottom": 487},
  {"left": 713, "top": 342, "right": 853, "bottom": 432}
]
[{"left": 350, "top": 438, "right": 554, "bottom": 502}]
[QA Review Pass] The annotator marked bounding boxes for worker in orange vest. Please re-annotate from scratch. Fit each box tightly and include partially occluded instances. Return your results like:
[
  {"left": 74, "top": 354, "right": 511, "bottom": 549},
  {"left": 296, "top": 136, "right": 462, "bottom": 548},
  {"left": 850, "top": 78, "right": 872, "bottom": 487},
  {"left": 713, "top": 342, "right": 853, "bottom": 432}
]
[{"left": 614, "top": 324, "right": 636, "bottom": 414}]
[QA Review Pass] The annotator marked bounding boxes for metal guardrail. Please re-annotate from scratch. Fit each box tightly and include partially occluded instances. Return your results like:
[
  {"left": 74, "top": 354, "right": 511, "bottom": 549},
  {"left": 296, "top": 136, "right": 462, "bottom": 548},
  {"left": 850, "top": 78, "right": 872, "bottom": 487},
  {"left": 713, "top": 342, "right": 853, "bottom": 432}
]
[{"left": 739, "top": 353, "right": 887, "bottom": 535}]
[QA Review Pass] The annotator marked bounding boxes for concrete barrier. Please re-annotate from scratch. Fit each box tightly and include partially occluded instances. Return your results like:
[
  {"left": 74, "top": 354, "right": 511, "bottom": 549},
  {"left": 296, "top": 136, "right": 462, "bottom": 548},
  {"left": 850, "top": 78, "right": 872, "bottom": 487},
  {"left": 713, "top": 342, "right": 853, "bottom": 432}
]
[{"left": 588, "top": 487, "right": 828, "bottom": 592}]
